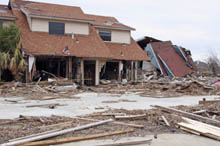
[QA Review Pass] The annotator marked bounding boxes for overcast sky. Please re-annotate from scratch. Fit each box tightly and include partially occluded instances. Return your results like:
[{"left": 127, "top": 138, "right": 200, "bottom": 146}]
[{"left": 1, "top": 0, "right": 220, "bottom": 61}]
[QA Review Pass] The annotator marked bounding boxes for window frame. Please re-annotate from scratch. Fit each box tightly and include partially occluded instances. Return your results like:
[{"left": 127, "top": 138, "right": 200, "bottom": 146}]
[
  {"left": 49, "top": 21, "right": 65, "bottom": 35},
  {"left": 99, "top": 30, "right": 112, "bottom": 42}
]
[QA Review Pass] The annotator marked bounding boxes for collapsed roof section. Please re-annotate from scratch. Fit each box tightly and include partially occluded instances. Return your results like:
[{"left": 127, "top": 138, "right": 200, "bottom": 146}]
[
  {"left": 137, "top": 37, "right": 196, "bottom": 77},
  {"left": 146, "top": 41, "right": 196, "bottom": 77}
]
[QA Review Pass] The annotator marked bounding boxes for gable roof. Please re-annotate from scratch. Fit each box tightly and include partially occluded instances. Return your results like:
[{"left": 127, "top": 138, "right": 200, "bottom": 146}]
[
  {"left": 13, "top": 9, "right": 112, "bottom": 59},
  {"left": 0, "top": 5, "right": 16, "bottom": 20},
  {"left": 10, "top": 0, "right": 149, "bottom": 61},
  {"left": 85, "top": 14, "right": 135, "bottom": 31}
]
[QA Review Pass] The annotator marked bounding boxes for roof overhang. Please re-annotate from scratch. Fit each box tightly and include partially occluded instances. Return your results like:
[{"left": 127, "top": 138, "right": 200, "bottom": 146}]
[
  {"left": 21, "top": 8, "right": 95, "bottom": 23},
  {"left": 94, "top": 25, "right": 135, "bottom": 31},
  {"left": 0, "top": 16, "right": 16, "bottom": 20}
]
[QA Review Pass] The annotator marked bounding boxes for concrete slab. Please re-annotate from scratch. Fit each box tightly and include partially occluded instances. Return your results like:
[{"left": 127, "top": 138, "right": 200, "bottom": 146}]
[
  {"left": 59, "top": 134, "right": 220, "bottom": 146},
  {"left": 0, "top": 92, "right": 218, "bottom": 119}
]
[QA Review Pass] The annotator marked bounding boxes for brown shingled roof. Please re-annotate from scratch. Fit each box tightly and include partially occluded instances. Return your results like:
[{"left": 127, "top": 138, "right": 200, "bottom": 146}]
[
  {"left": 22, "top": 2, "right": 94, "bottom": 21},
  {"left": 10, "top": 0, "right": 149, "bottom": 61},
  {"left": 0, "top": 5, "right": 16, "bottom": 19},
  {"left": 105, "top": 39, "right": 149, "bottom": 61},
  {"left": 13, "top": 9, "right": 112, "bottom": 59},
  {"left": 85, "top": 14, "right": 135, "bottom": 30}
]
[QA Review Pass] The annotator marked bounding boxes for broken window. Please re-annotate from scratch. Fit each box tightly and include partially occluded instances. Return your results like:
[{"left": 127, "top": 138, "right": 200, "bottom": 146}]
[
  {"left": 49, "top": 22, "right": 65, "bottom": 35},
  {"left": 99, "top": 30, "right": 111, "bottom": 41}
]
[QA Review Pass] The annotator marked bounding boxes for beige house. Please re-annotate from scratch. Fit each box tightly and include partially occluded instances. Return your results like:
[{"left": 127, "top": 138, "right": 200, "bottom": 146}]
[{"left": 6, "top": 0, "right": 149, "bottom": 85}]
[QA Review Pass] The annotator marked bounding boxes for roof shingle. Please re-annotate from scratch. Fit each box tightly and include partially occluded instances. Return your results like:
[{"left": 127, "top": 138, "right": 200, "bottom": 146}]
[{"left": 0, "top": 5, "right": 16, "bottom": 19}]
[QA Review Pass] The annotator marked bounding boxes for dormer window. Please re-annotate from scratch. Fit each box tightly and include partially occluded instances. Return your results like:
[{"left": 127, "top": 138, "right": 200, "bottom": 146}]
[
  {"left": 49, "top": 22, "right": 65, "bottom": 35},
  {"left": 99, "top": 30, "right": 111, "bottom": 41}
]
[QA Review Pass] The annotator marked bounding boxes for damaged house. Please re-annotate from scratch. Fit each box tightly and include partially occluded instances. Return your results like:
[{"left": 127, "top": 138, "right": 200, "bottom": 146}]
[
  {"left": 3, "top": 0, "right": 149, "bottom": 85},
  {"left": 137, "top": 37, "right": 196, "bottom": 78}
]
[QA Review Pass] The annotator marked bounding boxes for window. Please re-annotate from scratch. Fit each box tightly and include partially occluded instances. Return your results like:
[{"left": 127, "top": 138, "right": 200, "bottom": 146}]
[
  {"left": 49, "top": 22, "right": 65, "bottom": 35},
  {"left": 0, "top": 21, "right": 3, "bottom": 27},
  {"left": 99, "top": 30, "right": 111, "bottom": 41}
]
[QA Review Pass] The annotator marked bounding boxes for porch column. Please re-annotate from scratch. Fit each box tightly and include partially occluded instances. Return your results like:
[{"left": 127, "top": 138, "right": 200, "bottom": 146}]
[
  {"left": 68, "top": 57, "right": 72, "bottom": 79},
  {"left": 134, "top": 61, "right": 138, "bottom": 81},
  {"left": 25, "top": 56, "right": 30, "bottom": 83},
  {"left": 65, "top": 58, "right": 69, "bottom": 78},
  {"left": 95, "top": 60, "right": 100, "bottom": 86},
  {"left": 118, "top": 61, "right": 123, "bottom": 81},
  {"left": 80, "top": 59, "right": 84, "bottom": 85},
  {"left": 131, "top": 61, "right": 134, "bottom": 81}
]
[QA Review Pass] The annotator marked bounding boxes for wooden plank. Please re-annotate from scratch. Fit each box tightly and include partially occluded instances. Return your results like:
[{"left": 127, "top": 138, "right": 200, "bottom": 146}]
[
  {"left": 161, "top": 116, "right": 170, "bottom": 127},
  {"left": 22, "top": 129, "right": 134, "bottom": 146},
  {"left": 115, "top": 114, "right": 146, "bottom": 120},
  {"left": 74, "top": 117, "right": 144, "bottom": 128},
  {"left": 95, "top": 139, "right": 152, "bottom": 146},
  {"left": 152, "top": 105, "right": 220, "bottom": 126},
  {"left": 199, "top": 100, "right": 220, "bottom": 105},
  {"left": 177, "top": 117, "right": 220, "bottom": 141},
  {"left": 192, "top": 110, "right": 207, "bottom": 114},
  {"left": 2, "top": 119, "right": 113, "bottom": 146}
]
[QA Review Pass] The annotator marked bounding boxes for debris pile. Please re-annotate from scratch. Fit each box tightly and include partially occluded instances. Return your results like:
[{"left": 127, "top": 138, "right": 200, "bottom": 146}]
[
  {"left": 0, "top": 78, "right": 80, "bottom": 100},
  {"left": 0, "top": 99, "right": 220, "bottom": 145}
]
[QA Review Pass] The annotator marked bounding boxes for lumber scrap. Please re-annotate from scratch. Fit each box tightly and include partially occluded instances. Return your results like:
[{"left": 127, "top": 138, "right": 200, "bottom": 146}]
[
  {"left": 177, "top": 117, "right": 220, "bottom": 141},
  {"left": 161, "top": 116, "right": 170, "bottom": 127},
  {"left": 152, "top": 105, "right": 220, "bottom": 126},
  {"left": 74, "top": 117, "right": 144, "bottom": 128},
  {"left": 95, "top": 139, "right": 152, "bottom": 146},
  {"left": 115, "top": 114, "right": 146, "bottom": 120},
  {"left": 192, "top": 110, "right": 207, "bottom": 115},
  {"left": 22, "top": 129, "right": 134, "bottom": 146},
  {"left": 2, "top": 119, "right": 113, "bottom": 146},
  {"left": 199, "top": 99, "right": 220, "bottom": 105}
]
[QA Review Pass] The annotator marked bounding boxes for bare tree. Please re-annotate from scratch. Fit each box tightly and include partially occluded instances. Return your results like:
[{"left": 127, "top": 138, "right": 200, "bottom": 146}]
[{"left": 206, "top": 51, "right": 220, "bottom": 75}]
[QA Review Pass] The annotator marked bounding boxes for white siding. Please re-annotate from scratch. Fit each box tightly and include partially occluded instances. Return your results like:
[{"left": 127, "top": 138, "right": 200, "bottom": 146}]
[
  {"left": 111, "top": 30, "right": 131, "bottom": 44},
  {"left": 31, "top": 18, "right": 89, "bottom": 35},
  {"left": 1, "top": 20, "right": 14, "bottom": 27}
]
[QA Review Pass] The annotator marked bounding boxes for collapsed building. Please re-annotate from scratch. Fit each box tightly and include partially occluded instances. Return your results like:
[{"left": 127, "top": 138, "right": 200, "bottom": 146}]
[
  {"left": 137, "top": 37, "right": 196, "bottom": 78},
  {"left": 0, "top": 0, "right": 149, "bottom": 85}
]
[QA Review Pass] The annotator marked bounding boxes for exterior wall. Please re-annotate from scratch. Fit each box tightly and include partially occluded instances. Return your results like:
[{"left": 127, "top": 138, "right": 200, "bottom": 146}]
[
  {"left": 112, "top": 30, "right": 131, "bottom": 44},
  {"left": 31, "top": 18, "right": 89, "bottom": 35},
  {"left": 97, "top": 28, "right": 131, "bottom": 44},
  {"left": 0, "top": 20, "right": 14, "bottom": 27}
]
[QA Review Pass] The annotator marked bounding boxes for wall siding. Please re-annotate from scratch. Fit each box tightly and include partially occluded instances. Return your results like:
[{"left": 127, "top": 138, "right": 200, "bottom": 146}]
[
  {"left": 112, "top": 30, "right": 131, "bottom": 44},
  {"left": 31, "top": 18, "right": 89, "bottom": 35}
]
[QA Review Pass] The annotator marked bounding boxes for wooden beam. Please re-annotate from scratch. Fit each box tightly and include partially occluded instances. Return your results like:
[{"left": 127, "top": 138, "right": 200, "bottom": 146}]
[
  {"left": 2, "top": 119, "right": 113, "bottom": 146},
  {"left": 22, "top": 129, "right": 134, "bottom": 146},
  {"left": 96, "top": 139, "right": 152, "bottom": 146},
  {"left": 73, "top": 117, "right": 144, "bottom": 128},
  {"left": 152, "top": 105, "right": 220, "bottom": 126},
  {"left": 161, "top": 116, "right": 170, "bottom": 127},
  {"left": 115, "top": 114, "right": 146, "bottom": 120}
]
